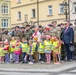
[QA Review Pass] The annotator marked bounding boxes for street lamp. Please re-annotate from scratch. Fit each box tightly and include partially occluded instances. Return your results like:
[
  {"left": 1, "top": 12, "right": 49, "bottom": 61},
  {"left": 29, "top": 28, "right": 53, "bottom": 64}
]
[
  {"left": 61, "top": 0, "right": 69, "bottom": 21},
  {"left": 61, "top": 0, "right": 73, "bottom": 22}
]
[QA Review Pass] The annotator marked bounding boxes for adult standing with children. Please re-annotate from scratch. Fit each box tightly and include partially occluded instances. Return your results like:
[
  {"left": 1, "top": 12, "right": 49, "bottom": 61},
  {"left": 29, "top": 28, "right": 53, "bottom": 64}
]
[{"left": 62, "top": 21, "right": 74, "bottom": 61}]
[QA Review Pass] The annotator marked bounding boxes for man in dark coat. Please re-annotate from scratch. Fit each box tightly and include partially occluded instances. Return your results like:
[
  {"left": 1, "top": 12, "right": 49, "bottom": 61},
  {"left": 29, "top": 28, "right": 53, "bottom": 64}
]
[{"left": 62, "top": 22, "right": 74, "bottom": 61}]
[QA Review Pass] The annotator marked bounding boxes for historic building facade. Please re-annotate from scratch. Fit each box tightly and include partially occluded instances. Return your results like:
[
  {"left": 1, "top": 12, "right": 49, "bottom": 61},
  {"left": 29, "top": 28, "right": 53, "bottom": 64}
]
[
  {"left": 0, "top": 0, "right": 11, "bottom": 28},
  {"left": 11, "top": 0, "right": 68, "bottom": 27}
]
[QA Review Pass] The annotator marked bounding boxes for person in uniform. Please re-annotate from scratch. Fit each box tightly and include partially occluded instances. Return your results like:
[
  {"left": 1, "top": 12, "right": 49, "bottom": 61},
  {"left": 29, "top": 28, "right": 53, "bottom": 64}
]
[
  {"left": 2, "top": 30, "right": 11, "bottom": 44},
  {"left": 49, "top": 21, "right": 61, "bottom": 38},
  {"left": 13, "top": 26, "right": 22, "bottom": 40},
  {"left": 25, "top": 25, "right": 33, "bottom": 40}
]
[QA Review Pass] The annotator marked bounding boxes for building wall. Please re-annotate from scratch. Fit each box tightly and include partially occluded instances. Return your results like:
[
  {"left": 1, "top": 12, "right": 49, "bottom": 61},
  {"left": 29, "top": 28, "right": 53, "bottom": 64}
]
[
  {"left": 11, "top": 0, "right": 66, "bottom": 27},
  {"left": 70, "top": 0, "right": 76, "bottom": 24},
  {"left": 0, "top": 0, "right": 11, "bottom": 28}
]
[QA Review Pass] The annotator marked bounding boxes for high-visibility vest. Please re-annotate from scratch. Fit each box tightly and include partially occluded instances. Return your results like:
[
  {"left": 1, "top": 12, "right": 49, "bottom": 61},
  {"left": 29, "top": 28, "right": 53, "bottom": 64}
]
[
  {"left": 10, "top": 41, "right": 15, "bottom": 52},
  {"left": 0, "top": 48, "right": 4, "bottom": 56},
  {"left": 44, "top": 40, "right": 52, "bottom": 50},
  {"left": 52, "top": 41, "right": 60, "bottom": 52},
  {"left": 38, "top": 43, "right": 44, "bottom": 53},
  {"left": 32, "top": 42, "right": 37, "bottom": 52},
  {"left": 15, "top": 45, "right": 20, "bottom": 52},
  {"left": 21, "top": 43, "right": 28, "bottom": 52},
  {"left": 27, "top": 46, "right": 34, "bottom": 54}
]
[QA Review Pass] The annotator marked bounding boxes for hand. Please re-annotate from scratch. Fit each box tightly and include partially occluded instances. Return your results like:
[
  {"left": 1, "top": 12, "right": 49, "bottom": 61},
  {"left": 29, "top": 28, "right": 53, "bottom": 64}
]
[
  {"left": 62, "top": 41, "right": 64, "bottom": 44},
  {"left": 70, "top": 42, "right": 72, "bottom": 44}
]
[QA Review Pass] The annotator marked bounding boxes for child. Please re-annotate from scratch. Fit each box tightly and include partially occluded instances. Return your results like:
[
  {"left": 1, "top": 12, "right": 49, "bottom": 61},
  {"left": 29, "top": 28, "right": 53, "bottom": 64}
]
[
  {"left": 28, "top": 40, "right": 34, "bottom": 64},
  {"left": 10, "top": 37, "right": 15, "bottom": 62},
  {"left": 33, "top": 37, "right": 39, "bottom": 63},
  {"left": 14, "top": 37, "right": 21, "bottom": 63},
  {"left": 4, "top": 40, "right": 10, "bottom": 63},
  {"left": 44, "top": 35, "right": 52, "bottom": 64},
  {"left": 38, "top": 40, "right": 45, "bottom": 64},
  {"left": 0, "top": 42, "right": 4, "bottom": 63},
  {"left": 52, "top": 37, "right": 61, "bottom": 64},
  {"left": 21, "top": 37, "right": 28, "bottom": 63}
]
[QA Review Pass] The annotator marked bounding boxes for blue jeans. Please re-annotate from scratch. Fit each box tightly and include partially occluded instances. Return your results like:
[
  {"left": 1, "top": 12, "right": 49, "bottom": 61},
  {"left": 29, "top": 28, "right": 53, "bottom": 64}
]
[
  {"left": 22, "top": 52, "right": 27, "bottom": 63},
  {"left": 14, "top": 54, "right": 19, "bottom": 62},
  {"left": 29, "top": 55, "right": 33, "bottom": 62},
  {"left": 5, "top": 54, "right": 10, "bottom": 63}
]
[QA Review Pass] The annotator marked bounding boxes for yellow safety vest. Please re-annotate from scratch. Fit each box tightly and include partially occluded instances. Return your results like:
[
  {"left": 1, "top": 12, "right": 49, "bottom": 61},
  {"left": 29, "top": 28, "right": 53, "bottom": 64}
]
[
  {"left": 21, "top": 43, "right": 28, "bottom": 52},
  {"left": 0, "top": 48, "right": 4, "bottom": 56},
  {"left": 38, "top": 43, "right": 44, "bottom": 53},
  {"left": 52, "top": 41, "right": 60, "bottom": 52},
  {"left": 27, "top": 46, "right": 34, "bottom": 55},
  {"left": 10, "top": 41, "right": 15, "bottom": 52},
  {"left": 32, "top": 42, "right": 37, "bottom": 52},
  {"left": 15, "top": 45, "right": 20, "bottom": 51},
  {"left": 44, "top": 40, "right": 52, "bottom": 50}
]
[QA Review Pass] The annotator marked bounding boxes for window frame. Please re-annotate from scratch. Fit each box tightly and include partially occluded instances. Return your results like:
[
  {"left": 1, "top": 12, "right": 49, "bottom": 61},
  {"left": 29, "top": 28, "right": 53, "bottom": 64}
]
[
  {"left": 59, "top": 4, "right": 64, "bottom": 14},
  {"left": 32, "top": 9, "right": 36, "bottom": 18},
  {"left": 17, "top": 0, "right": 21, "bottom": 3},
  {"left": 48, "top": 5, "right": 52, "bottom": 15},
  {"left": 2, "top": 19, "right": 9, "bottom": 28},
  {"left": 1, "top": 3, "right": 9, "bottom": 14},
  {"left": 74, "top": 2, "right": 76, "bottom": 13},
  {"left": 18, "top": 11, "right": 21, "bottom": 20}
]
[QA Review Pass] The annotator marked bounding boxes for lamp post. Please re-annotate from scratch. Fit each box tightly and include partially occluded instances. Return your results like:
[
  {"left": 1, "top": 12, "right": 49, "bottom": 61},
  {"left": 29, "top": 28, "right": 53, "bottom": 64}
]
[
  {"left": 37, "top": 0, "right": 39, "bottom": 26},
  {"left": 62, "top": 0, "right": 73, "bottom": 23},
  {"left": 62, "top": 0, "right": 69, "bottom": 21}
]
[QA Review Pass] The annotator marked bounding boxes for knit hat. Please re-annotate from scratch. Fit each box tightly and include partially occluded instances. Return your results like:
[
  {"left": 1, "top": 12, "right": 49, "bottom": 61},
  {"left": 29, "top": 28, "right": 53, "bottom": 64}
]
[{"left": 46, "top": 35, "right": 51, "bottom": 39}]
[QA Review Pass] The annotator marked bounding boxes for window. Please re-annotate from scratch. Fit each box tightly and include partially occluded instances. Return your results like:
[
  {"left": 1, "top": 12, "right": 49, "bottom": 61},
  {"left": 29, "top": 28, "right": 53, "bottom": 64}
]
[
  {"left": 17, "top": 0, "right": 21, "bottom": 3},
  {"left": 18, "top": 11, "right": 21, "bottom": 20},
  {"left": 2, "top": 19, "right": 8, "bottom": 28},
  {"left": 32, "top": 9, "right": 36, "bottom": 18},
  {"left": 1, "top": 3, "right": 8, "bottom": 14},
  {"left": 74, "top": 2, "right": 76, "bottom": 12},
  {"left": 48, "top": 5, "right": 52, "bottom": 15},
  {"left": 59, "top": 4, "right": 64, "bottom": 14}
]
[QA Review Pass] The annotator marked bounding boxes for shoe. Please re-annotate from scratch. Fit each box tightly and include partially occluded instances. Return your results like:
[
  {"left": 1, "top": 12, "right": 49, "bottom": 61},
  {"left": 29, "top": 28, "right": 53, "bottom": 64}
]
[
  {"left": 29, "top": 62, "right": 33, "bottom": 64},
  {"left": 15, "top": 61, "right": 19, "bottom": 63},
  {"left": 69, "top": 59, "right": 73, "bottom": 62},
  {"left": 54, "top": 62, "right": 61, "bottom": 65},
  {"left": 46, "top": 62, "right": 50, "bottom": 64},
  {"left": 5, "top": 62, "right": 10, "bottom": 64},
  {"left": 41, "top": 61, "right": 44, "bottom": 64}
]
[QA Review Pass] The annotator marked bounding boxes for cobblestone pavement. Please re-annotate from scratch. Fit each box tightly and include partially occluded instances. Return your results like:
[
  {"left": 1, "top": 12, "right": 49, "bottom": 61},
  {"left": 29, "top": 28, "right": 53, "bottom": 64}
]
[{"left": 0, "top": 61, "right": 76, "bottom": 75}]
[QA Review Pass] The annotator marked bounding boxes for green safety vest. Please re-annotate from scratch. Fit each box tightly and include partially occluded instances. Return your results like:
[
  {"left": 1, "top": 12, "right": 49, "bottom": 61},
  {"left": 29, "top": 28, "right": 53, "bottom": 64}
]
[
  {"left": 52, "top": 41, "right": 59, "bottom": 52},
  {"left": 0, "top": 48, "right": 4, "bottom": 56},
  {"left": 38, "top": 43, "right": 44, "bottom": 53},
  {"left": 21, "top": 43, "right": 28, "bottom": 52},
  {"left": 44, "top": 40, "right": 52, "bottom": 50},
  {"left": 15, "top": 45, "right": 20, "bottom": 51}
]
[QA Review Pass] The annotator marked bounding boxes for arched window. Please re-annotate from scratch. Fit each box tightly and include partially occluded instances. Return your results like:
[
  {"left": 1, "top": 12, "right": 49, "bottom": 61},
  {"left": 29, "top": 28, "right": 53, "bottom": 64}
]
[{"left": 1, "top": 3, "right": 8, "bottom": 14}]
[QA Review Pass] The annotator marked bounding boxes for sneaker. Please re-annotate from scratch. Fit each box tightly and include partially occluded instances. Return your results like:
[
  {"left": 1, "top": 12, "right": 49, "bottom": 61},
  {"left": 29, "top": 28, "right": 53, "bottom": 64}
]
[
  {"left": 5, "top": 62, "right": 10, "bottom": 64},
  {"left": 46, "top": 62, "right": 50, "bottom": 64},
  {"left": 54, "top": 62, "right": 61, "bottom": 65},
  {"left": 29, "top": 62, "right": 33, "bottom": 64},
  {"left": 15, "top": 61, "right": 19, "bottom": 64},
  {"left": 41, "top": 61, "right": 44, "bottom": 64}
]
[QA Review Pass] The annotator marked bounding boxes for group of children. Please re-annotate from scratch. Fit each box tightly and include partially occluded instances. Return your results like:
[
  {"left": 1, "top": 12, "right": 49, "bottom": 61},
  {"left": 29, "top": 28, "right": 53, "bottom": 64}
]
[{"left": 0, "top": 35, "right": 62, "bottom": 64}]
